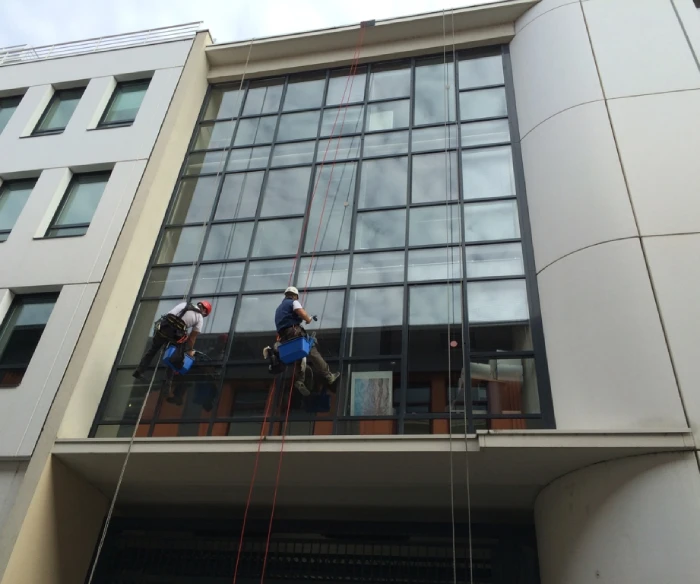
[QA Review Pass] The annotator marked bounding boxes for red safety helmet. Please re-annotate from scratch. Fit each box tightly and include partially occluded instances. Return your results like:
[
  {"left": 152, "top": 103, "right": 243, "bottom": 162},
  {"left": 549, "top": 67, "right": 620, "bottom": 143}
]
[{"left": 197, "top": 301, "right": 212, "bottom": 316}]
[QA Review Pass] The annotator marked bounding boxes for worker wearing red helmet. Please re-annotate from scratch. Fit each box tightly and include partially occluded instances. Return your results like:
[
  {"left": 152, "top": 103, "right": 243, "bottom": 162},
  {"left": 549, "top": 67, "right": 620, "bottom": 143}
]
[{"left": 132, "top": 300, "right": 212, "bottom": 381}]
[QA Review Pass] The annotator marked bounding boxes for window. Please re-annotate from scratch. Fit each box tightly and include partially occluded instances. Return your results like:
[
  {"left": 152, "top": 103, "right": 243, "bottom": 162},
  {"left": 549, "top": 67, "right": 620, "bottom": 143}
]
[
  {"left": 33, "top": 87, "right": 84, "bottom": 135},
  {"left": 99, "top": 79, "right": 150, "bottom": 127},
  {"left": 0, "top": 295, "right": 57, "bottom": 387},
  {"left": 0, "top": 180, "right": 35, "bottom": 242},
  {"left": 0, "top": 95, "right": 22, "bottom": 134},
  {"left": 46, "top": 172, "right": 109, "bottom": 238}
]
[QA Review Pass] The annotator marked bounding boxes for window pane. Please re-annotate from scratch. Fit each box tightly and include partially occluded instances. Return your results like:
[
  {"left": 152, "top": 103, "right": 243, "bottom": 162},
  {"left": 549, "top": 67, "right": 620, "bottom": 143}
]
[
  {"left": 465, "top": 243, "right": 524, "bottom": 278},
  {"left": 192, "top": 121, "right": 234, "bottom": 150},
  {"left": 218, "top": 365, "right": 274, "bottom": 417},
  {"left": 345, "top": 287, "right": 403, "bottom": 357},
  {"left": 119, "top": 299, "right": 174, "bottom": 364},
  {"left": 102, "top": 80, "right": 149, "bottom": 125},
  {"left": 297, "top": 255, "right": 349, "bottom": 288},
  {"left": 411, "top": 152, "right": 458, "bottom": 204},
  {"left": 470, "top": 323, "right": 532, "bottom": 352},
  {"left": 358, "top": 157, "right": 407, "bottom": 209},
  {"left": 168, "top": 176, "right": 218, "bottom": 224},
  {"left": 144, "top": 266, "right": 192, "bottom": 297},
  {"left": 300, "top": 289, "right": 345, "bottom": 357},
  {"left": 409, "top": 205, "right": 460, "bottom": 246},
  {"left": 470, "top": 356, "right": 540, "bottom": 415},
  {"left": 327, "top": 66, "right": 367, "bottom": 105},
  {"left": 414, "top": 58, "right": 456, "bottom": 125},
  {"left": 101, "top": 369, "right": 168, "bottom": 422},
  {"left": 260, "top": 167, "right": 311, "bottom": 217},
  {"left": 193, "top": 262, "right": 244, "bottom": 294},
  {"left": 316, "top": 136, "right": 361, "bottom": 160},
  {"left": 233, "top": 116, "right": 276, "bottom": 146},
  {"left": 0, "top": 180, "right": 34, "bottom": 232},
  {"left": 305, "top": 162, "right": 355, "bottom": 252},
  {"left": 226, "top": 147, "right": 270, "bottom": 171},
  {"left": 320, "top": 105, "right": 364, "bottom": 136},
  {"left": 284, "top": 73, "right": 325, "bottom": 111},
  {"left": 462, "top": 146, "right": 515, "bottom": 201},
  {"left": 368, "top": 63, "right": 410, "bottom": 100},
  {"left": 157, "top": 226, "right": 205, "bottom": 263},
  {"left": 242, "top": 79, "right": 283, "bottom": 116},
  {"left": 468, "top": 280, "right": 529, "bottom": 322},
  {"left": 0, "top": 298, "right": 56, "bottom": 373},
  {"left": 407, "top": 247, "right": 462, "bottom": 281},
  {"left": 203, "top": 222, "right": 253, "bottom": 260},
  {"left": 35, "top": 88, "right": 83, "bottom": 133},
  {"left": 461, "top": 120, "right": 511, "bottom": 147},
  {"left": 185, "top": 151, "right": 226, "bottom": 175},
  {"left": 52, "top": 174, "right": 108, "bottom": 227},
  {"left": 0, "top": 96, "right": 21, "bottom": 133},
  {"left": 460, "top": 87, "right": 507, "bottom": 121},
  {"left": 409, "top": 284, "right": 462, "bottom": 325},
  {"left": 230, "top": 293, "right": 279, "bottom": 359},
  {"left": 277, "top": 111, "right": 320, "bottom": 141},
  {"left": 464, "top": 200, "right": 520, "bottom": 242},
  {"left": 363, "top": 130, "right": 408, "bottom": 157},
  {"left": 366, "top": 100, "right": 409, "bottom": 132},
  {"left": 459, "top": 55, "right": 504, "bottom": 89},
  {"left": 412, "top": 125, "right": 457, "bottom": 153},
  {"left": 203, "top": 87, "right": 242, "bottom": 120},
  {"left": 190, "top": 295, "right": 237, "bottom": 358},
  {"left": 355, "top": 209, "right": 406, "bottom": 250},
  {"left": 46, "top": 226, "right": 87, "bottom": 238},
  {"left": 351, "top": 251, "right": 404, "bottom": 285},
  {"left": 252, "top": 218, "right": 302, "bottom": 257},
  {"left": 214, "top": 172, "right": 263, "bottom": 221},
  {"left": 245, "top": 259, "right": 295, "bottom": 291},
  {"left": 271, "top": 141, "right": 315, "bottom": 166}
]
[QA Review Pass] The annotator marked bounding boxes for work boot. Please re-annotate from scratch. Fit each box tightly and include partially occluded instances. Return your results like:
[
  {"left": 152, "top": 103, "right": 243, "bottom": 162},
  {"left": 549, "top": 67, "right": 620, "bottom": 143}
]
[
  {"left": 132, "top": 370, "right": 144, "bottom": 381},
  {"left": 294, "top": 380, "right": 310, "bottom": 396}
]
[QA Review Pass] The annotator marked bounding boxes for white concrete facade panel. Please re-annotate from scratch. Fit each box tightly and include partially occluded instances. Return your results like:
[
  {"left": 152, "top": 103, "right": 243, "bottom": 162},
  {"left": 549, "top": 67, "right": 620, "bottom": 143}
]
[
  {"left": 608, "top": 89, "right": 700, "bottom": 236},
  {"left": 0, "top": 464, "right": 26, "bottom": 535},
  {"left": 515, "top": 0, "right": 579, "bottom": 34},
  {"left": 537, "top": 238, "right": 686, "bottom": 430},
  {"left": 672, "top": 0, "right": 700, "bottom": 69},
  {"left": 582, "top": 0, "right": 700, "bottom": 99},
  {"left": 520, "top": 100, "right": 637, "bottom": 271},
  {"left": 509, "top": 2, "right": 602, "bottom": 138},
  {"left": 536, "top": 453, "right": 700, "bottom": 584}
]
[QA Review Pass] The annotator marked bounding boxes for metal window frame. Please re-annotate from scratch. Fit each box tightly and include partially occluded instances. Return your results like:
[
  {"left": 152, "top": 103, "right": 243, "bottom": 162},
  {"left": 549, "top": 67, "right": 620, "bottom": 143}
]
[
  {"left": 32, "top": 86, "right": 85, "bottom": 136},
  {"left": 97, "top": 78, "right": 151, "bottom": 128},
  {"left": 45, "top": 170, "right": 111, "bottom": 238}
]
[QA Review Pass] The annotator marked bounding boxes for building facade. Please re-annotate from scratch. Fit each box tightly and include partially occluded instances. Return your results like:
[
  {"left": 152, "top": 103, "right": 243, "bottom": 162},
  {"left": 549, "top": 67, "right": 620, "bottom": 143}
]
[{"left": 2, "top": 0, "right": 700, "bottom": 583}]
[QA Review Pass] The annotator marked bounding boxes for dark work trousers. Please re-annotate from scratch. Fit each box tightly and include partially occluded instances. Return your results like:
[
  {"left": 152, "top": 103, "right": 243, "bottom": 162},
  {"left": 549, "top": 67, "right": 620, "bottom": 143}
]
[
  {"left": 136, "top": 330, "right": 185, "bottom": 374},
  {"left": 278, "top": 325, "right": 331, "bottom": 385}
]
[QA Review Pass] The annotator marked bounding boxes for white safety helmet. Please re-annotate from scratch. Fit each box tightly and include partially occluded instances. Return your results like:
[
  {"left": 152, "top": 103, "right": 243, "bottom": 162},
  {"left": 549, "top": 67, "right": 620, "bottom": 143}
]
[{"left": 285, "top": 286, "right": 299, "bottom": 297}]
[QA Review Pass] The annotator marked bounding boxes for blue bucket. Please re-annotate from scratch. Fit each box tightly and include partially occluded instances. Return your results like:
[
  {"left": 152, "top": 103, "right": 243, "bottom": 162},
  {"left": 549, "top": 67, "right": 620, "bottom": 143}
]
[
  {"left": 162, "top": 345, "right": 195, "bottom": 374},
  {"left": 278, "top": 337, "right": 313, "bottom": 364}
]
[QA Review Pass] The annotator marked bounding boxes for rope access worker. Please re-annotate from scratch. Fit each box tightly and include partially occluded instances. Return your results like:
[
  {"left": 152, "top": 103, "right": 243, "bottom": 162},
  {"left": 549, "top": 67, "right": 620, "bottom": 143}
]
[
  {"left": 132, "top": 300, "right": 212, "bottom": 381},
  {"left": 275, "top": 287, "right": 339, "bottom": 396}
]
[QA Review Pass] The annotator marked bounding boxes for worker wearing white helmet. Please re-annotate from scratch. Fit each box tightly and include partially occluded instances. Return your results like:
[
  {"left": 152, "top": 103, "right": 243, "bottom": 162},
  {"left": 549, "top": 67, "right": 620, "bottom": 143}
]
[{"left": 274, "top": 286, "right": 339, "bottom": 395}]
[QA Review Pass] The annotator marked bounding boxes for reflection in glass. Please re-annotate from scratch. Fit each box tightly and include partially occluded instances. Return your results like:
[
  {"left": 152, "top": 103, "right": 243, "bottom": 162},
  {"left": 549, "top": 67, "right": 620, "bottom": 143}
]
[
  {"left": 465, "top": 243, "right": 524, "bottom": 278},
  {"left": 271, "top": 141, "right": 315, "bottom": 166},
  {"left": 467, "top": 279, "right": 529, "bottom": 322},
  {"left": 226, "top": 147, "right": 271, "bottom": 172},
  {"left": 459, "top": 55, "right": 504, "bottom": 89},
  {"left": 203, "top": 87, "right": 242, "bottom": 120},
  {"left": 345, "top": 287, "right": 403, "bottom": 357},
  {"left": 355, "top": 209, "right": 406, "bottom": 250},
  {"left": 260, "top": 167, "right": 311, "bottom": 217},
  {"left": 242, "top": 78, "right": 283, "bottom": 116},
  {"left": 470, "top": 322, "right": 532, "bottom": 352},
  {"left": 252, "top": 218, "right": 303, "bottom": 257},
  {"left": 368, "top": 63, "right": 410, "bottom": 100},
  {"left": 193, "top": 121, "right": 235, "bottom": 150},
  {"left": 351, "top": 251, "right": 404, "bottom": 285},
  {"left": 277, "top": 111, "right": 321, "bottom": 141},
  {"left": 408, "top": 205, "right": 460, "bottom": 246},
  {"left": 305, "top": 163, "right": 355, "bottom": 252},
  {"left": 193, "top": 262, "right": 244, "bottom": 294},
  {"left": 156, "top": 227, "right": 205, "bottom": 264},
  {"left": 167, "top": 176, "right": 218, "bottom": 224},
  {"left": 320, "top": 105, "right": 364, "bottom": 136},
  {"left": 214, "top": 172, "right": 263, "bottom": 220},
  {"left": 464, "top": 200, "right": 520, "bottom": 242},
  {"left": 233, "top": 116, "right": 276, "bottom": 146},
  {"left": 327, "top": 66, "right": 367, "bottom": 105},
  {"left": 301, "top": 289, "right": 344, "bottom": 356},
  {"left": 230, "top": 294, "right": 279, "bottom": 359},
  {"left": 190, "top": 295, "right": 237, "bottom": 358},
  {"left": 414, "top": 57, "right": 456, "bottom": 125},
  {"left": 366, "top": 100, "right": 409, "bottom": 131},
  {"left": 245, "top": 258, "right": 295, "bottom": 291},
  {"left": 283, "top": 74, "right": 325, "bottom": 110},
  {"left": 409, "top": 284, "right": 461, "bottom": 325},
  {"left": 363, "top": 130, "right": 409, "bottom": 157},
  {"left": 119, "top": 299, "right": 174, "bottom": 364},
  {"left": 358, "top": 157, "right": 407, "bottom": 209},
  {"left": 102, "top": 369, "right": 169, "bottom": 421},
  {"left": 218, "top": 365, "right": 274, "bottom": 418},
  {"left": 460, "top": 87, "right": 507, "bottom": 121},
  {"left": 184, "top": 151, "right": 226, "bottom": 175},
  {"left": 407, "top": 247, "right": 461, "bottom": 281},
  {"left": 462, "top": 146, "right": 515, "bottom": 200},
  {"left": 144, "top": 266, "right": 192, "bottom": 297},
  {"left": 316, "top": 136, "right": 361, "bottom": 160},
  {"left": 411, "top": 152, "right": 458, "bottom": 204},
  {"left": 203, "top": 222, "right": 254, "bottom": 260},
  {"left": 469, "top": 356, "right": 540, "bottom": 419},
  {"left": 297, "top": 255, "right": 350, "bottom": 288},
  {"left": 412, "top": 125, "right": 457, "bottom": 153},
  {"left": 461, "top": 120, "right": 511, "bottom": 147}
]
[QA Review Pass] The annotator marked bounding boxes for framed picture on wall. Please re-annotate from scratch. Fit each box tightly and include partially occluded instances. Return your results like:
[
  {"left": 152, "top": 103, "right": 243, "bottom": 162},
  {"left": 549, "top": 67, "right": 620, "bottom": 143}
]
[{"left": 350, "top": 371, "right": 393, "bottom": 416}]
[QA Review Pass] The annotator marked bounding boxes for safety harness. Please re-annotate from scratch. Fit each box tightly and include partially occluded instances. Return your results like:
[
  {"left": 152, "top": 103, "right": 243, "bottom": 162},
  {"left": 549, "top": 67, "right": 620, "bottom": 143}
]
[{"left": 154, "top": 303, "right": 202, "bottom": 345}]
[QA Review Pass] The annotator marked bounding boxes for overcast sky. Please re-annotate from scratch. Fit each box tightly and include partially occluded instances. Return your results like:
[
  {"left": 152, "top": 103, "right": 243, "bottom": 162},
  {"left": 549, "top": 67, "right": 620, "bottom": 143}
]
[{"left": 0, "top": 0, "right": 497, "bottom": 48}]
